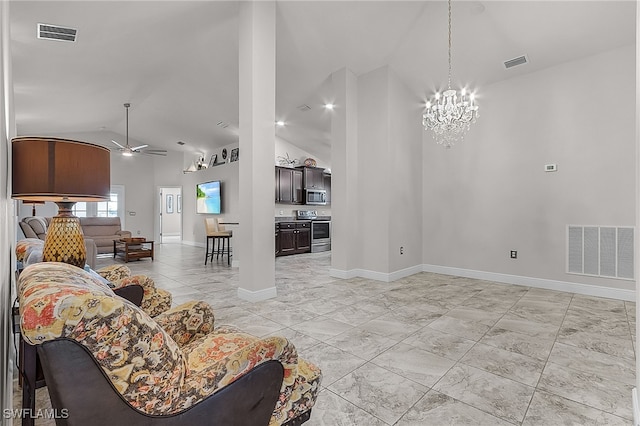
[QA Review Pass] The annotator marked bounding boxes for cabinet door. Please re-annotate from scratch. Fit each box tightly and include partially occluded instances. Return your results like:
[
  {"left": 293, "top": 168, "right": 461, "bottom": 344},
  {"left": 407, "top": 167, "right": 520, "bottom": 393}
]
[
  {"left": 279, "top": 223, "right": 297, "bottom": 255},
  {"left": 304, "top": 167, "right": 324, "bottom": 189},
  {"left": 296, "top": 223, "right": 311, "bottom": 253},
  {"left": 292, "top": 170, "right": 303, "bottom": 204},
  {"left": 277, "top": 168, "right": 293, "bottom": 203}
]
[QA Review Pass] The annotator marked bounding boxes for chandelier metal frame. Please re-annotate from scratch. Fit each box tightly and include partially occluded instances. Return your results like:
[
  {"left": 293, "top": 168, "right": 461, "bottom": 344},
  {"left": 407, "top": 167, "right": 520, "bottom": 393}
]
[{"left": 422, "top": 0, "right": 479, "bottom": 148}]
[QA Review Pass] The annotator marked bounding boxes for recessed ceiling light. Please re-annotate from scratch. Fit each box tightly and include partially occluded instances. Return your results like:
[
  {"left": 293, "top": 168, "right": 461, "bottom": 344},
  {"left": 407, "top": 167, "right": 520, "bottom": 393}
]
[
  {"left": 324, "top": 103, "right": 335, "bottom": 110},
  {"left": 276, "top": 120, "right": 285, "bottom": 126}
]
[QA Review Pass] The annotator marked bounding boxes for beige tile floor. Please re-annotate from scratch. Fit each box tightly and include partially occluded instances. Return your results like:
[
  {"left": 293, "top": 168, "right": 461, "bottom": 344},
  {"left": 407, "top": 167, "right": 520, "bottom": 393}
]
[{"left": 13, "top": 243, "right": 637, "bottom": 425}]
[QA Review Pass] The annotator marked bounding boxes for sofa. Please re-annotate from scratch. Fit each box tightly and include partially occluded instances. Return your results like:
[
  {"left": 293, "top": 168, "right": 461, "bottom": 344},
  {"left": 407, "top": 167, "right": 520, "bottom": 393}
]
[
  {"left": 19, "top": 216, "right": 132, "bottom": 256},
  {"left": 18, "top": 262, "right": 322, "bottom": 425},
  {"left": 19, "top": 217, "right": 97, "bottom": 269},
  {"left": 78, "top": 217, "right": 132, "bottom": 254}
]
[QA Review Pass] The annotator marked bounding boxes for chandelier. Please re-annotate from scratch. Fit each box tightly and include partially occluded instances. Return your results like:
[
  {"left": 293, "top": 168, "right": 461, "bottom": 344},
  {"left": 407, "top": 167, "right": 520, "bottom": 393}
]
[{"left": 422, "top": 0, "right": 479, "bottom": 148}]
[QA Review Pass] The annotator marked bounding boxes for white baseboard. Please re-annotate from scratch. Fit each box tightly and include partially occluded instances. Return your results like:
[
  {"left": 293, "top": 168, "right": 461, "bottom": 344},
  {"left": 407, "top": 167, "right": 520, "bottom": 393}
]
[
  {"left": 633, "top": 388, "right": 640, "bottom": 426},
  {"left": 422, "top": 264, "right": 635, "bottom": 301},
  {"left": 181, "top": 240, "right": 204, "bottom": 248},
  {"left": 330, "top": 264, "right": 423, "bottom": 283},
  {"left": 237, "top": 286, "right": 277, "bottom": 302}
]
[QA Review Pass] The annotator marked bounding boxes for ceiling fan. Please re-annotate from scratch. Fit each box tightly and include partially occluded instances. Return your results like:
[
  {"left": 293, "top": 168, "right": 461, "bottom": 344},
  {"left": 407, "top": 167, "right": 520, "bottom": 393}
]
[{"left": 112, "top": 103, "right": 167, "bottom": 157}]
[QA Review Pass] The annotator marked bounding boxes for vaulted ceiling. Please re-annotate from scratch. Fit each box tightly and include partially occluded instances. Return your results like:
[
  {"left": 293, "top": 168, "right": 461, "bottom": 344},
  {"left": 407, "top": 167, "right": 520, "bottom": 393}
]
[{"left": 9, "top": 1, "right": 635, "bottom": 163}]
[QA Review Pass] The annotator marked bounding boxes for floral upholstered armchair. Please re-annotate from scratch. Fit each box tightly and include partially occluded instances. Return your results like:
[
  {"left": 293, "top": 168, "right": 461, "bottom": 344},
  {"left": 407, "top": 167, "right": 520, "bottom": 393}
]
[{"left": 18, "top": 262, "right": 322, "bottom": 425}]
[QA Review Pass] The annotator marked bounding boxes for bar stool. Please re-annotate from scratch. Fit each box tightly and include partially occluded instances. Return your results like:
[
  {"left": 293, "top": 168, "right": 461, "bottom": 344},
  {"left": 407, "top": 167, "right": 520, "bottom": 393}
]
[{"left": 205, "top": 217, "right": 232, "bottom": 265}]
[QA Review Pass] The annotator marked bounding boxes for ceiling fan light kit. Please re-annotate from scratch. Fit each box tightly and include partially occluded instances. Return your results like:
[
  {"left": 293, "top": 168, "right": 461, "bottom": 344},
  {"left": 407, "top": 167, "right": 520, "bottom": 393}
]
[
  {"left": 422, "top": 0, "right": 479, "bottom": 149},
  {"left": 112, "top": 103, "right": 166, "bottom": 157}
]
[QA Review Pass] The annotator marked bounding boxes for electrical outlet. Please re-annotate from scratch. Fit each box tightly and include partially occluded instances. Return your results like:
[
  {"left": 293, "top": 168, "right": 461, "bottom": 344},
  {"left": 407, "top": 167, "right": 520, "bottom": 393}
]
[
  {"left": 279, "top": 210, "right": 284, "bottom": 215},
  {"left": 510, "top": 250, "right": 517, "bottom": 259},
  {"left": 400, "top": 246, "right": 404, "bottom": 255},
  {"left": 137, "top": 230, "right": 141, "bottom": 235}
]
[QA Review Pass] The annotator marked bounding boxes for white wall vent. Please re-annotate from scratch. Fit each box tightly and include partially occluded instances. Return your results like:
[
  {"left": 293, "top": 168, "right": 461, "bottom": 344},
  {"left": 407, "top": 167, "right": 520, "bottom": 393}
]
[
  {"left": 37, "top": 23, "right": 77, "bottom": 42},
  {"left": 504, "top": 55, "right": 528, "bottom": 69},
  {"left": 567, "top": 225, "right": 634, "bottom": 280}
]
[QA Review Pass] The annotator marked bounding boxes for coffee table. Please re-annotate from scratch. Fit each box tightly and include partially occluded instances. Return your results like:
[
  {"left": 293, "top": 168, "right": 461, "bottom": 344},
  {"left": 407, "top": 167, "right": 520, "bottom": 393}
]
[{"left": 113, "top": 239, "right": 154, "bottom": 263}]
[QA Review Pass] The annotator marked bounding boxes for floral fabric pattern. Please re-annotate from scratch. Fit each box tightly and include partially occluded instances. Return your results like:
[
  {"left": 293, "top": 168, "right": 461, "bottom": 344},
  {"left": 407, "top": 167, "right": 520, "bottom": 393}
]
[
  {"left": 16, "top": 238, "right": 44, "bottom": 262},
  {"left": 154, "top": 301, "right": 215, "bottom": 347},
  {"left": 97, "top": 264, "right": 131, "bottom": 282},
  {"left": 18, "top": 262, "right": 322, "bottom": 423},
  {"left": 97, "top": 265, "right": 172, "bottom": 317}
]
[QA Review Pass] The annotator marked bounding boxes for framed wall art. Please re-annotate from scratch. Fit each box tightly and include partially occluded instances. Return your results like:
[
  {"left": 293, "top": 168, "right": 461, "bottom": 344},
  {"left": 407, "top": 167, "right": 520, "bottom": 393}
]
[{"left": 230, "top": 147, "right": 239, "bottom": 162}]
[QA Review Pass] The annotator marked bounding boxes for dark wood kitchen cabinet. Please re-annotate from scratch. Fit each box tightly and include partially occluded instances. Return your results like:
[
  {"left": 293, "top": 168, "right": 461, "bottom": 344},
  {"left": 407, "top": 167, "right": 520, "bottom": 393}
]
[
  {"left": 323, "top": 174, "right": 331, "bottom": 205},
  {"left": 302, "top": 167, "right": 325, "bottom": 189},
  {"left": 275, "top": 167, "right": 303, "bottom": 204},
  {"left": 275, "top": 223, "right": 280, "bottom": 256},
  {"left": 276, "top": 222, "right": 310, "bottom": 256}
]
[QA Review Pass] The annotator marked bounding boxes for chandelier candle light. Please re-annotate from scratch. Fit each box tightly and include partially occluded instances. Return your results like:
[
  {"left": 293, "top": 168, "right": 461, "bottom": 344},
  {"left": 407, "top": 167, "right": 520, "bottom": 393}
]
[{"left": 423, "top": 0, "right": 479, "bottom": 148}]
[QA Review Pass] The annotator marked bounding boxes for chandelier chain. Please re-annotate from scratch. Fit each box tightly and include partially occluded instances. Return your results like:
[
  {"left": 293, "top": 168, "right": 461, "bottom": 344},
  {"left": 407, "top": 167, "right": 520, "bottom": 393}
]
[
  {"left": 448, "top": 0, "right": 452, "bottom": 90},
  {"left": 422, "top": 0, "right": 479, "bottom": 148}
]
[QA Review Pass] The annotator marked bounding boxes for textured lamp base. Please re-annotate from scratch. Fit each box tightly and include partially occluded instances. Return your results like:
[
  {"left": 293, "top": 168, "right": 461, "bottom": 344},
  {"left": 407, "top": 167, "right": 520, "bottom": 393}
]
[{"left": 43, "top": 202, "right": 86, "bottom": 268}]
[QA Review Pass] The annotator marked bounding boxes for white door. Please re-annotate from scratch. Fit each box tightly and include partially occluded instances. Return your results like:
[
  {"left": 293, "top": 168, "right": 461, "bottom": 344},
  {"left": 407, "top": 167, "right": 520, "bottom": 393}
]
[{"left": 159, "top": 186, "right": 182, "bottom": 243}]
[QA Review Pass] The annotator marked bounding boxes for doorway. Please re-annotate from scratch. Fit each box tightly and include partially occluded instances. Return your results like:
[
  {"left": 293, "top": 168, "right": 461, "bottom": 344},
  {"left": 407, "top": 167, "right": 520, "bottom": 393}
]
[{"left": 158, "top": 186, "right": 182, "bottom": 243}]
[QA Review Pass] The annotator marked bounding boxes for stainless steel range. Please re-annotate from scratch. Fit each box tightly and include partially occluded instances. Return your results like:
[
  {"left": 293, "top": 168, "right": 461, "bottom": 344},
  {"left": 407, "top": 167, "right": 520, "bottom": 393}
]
[{"left": 296, "top": 210, "right": 331, "bottom": 253}]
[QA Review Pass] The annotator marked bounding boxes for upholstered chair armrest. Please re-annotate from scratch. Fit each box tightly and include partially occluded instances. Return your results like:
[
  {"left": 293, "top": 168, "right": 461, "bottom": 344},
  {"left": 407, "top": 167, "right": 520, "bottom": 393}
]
[
  {"left": 153, "top": 301, "right": 216, "bottom": 346},
  {"left": 96, "top": 264, "right": 131, "bottom": 281},
  {"left": 182, "top": 334, "right": 299, "bottom": 400},
  {"left": 83, "top": 238, "right": 97, "bottom": 269},
  {"left": 111, "top": 275, "right": 172, "bottom": 317},
  {"left": 117, "top": 230, "right": 132, "bottom": 239}
]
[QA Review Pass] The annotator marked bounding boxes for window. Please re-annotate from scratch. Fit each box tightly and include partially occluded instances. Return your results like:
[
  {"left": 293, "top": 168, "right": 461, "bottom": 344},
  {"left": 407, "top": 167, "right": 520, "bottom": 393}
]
[
  {"left": 73, "top": 202, "right": 88, "bottom": 217},
  {"left": 71, "top": 185, "right": 125, "bottom": 225},
  {"left": 97, "top": 193, "right": 118, "bottom": 217}
]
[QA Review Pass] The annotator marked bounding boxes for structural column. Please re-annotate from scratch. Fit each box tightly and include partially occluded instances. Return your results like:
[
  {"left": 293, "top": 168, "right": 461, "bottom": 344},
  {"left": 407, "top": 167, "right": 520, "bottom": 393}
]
[
  {"left": 237, "top": 1, "right": 277, "bottom": 301},
  {"left": 330, "top": 68, "right": 360, "bottom": 277},
  {"left": 1, "top": 0, "right": 17, "bottom": 419}
]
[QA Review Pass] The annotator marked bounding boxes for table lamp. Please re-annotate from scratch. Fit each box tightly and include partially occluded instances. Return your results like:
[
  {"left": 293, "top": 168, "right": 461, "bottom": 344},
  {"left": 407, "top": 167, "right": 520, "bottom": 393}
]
[
  {"left": 24, "top": 200, "right": 45, "bottom": 216},
  {"left": 12, "top": 137, "right": 110, "bottom": 267}
]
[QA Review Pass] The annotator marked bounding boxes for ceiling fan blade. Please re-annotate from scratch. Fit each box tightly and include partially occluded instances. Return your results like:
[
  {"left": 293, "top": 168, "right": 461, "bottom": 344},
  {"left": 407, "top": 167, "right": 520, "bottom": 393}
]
[
  {"left": 111, "top": 140, "right": 125, "bottom": 149},
  {"left": 131, "top": 144, "right": 148, "bottom": 151},
  {"left": 141, "top": 150, "right": 167, "bottom": 156}
]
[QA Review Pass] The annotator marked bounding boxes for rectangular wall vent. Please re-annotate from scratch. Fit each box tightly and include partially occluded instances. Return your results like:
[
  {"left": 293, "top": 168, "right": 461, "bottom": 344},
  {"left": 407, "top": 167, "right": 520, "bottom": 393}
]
[
  {"left": 297, "top": 104, "right": 311, "bottom": 112},
  {"left": 37, "top": 23, "right": 77, "bottom": 42},
  {"left": 504, "top": 55, "right": 528, "bottom": 69},
  {"left": 216, "top": 121, "right": 229, "bottom": 129},
  {"left": 567, "top": 225, "right": 634, "bottom": 280}
]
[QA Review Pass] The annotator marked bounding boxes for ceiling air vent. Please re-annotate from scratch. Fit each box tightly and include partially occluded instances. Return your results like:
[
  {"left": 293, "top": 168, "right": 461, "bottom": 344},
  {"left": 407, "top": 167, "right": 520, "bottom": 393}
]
[
  {"left": 37, "top": 23, "right": 77, "bottom": 42},
  {"left": 297, "top": 104, "right": 311, "bottom": 112},
  {"left": 504, "top": 55, "right": 528, "bottom": 69},
  {"left": 216, "top": 121, "right": 229, "bottom": 129}
]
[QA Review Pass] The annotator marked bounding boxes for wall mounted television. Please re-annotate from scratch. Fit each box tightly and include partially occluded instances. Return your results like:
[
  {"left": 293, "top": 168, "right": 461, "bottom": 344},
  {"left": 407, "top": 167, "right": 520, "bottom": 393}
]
[{"left": 196, "top": 180, "right": 221, "bottom": 214}]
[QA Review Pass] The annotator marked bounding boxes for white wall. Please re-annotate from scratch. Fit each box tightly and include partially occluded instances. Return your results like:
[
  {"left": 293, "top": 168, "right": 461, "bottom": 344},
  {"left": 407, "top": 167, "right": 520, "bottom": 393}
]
[
  {"left": 422, "top": 44, "right": 635, "bottom": 293},
  {"left": 181, "top": 160, "right": 240, "bottom": 246},
  {"left": 358, "top": 66, "right": 391, "bottom": 273},
  {"left": 353, "top": 65, "right": 423, "bottom": 277},
  {"left": 275, "top": 135, "right": 330, "bottom": 169},
  {"left": 388, "top": 68, "right": 423, "bottom": 272}
]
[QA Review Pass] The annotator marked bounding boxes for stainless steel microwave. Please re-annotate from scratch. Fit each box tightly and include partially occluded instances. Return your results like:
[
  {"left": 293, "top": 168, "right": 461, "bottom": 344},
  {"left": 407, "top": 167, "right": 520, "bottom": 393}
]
[{"left": 305, "top": 189, "right": 327, "bottom": 205}]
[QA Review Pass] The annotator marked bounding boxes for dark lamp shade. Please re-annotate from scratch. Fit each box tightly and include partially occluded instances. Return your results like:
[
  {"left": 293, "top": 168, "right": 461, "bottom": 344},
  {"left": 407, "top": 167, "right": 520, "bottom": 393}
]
[{"left": 12, "top": 137, "right": 110, "bottom": 201}]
